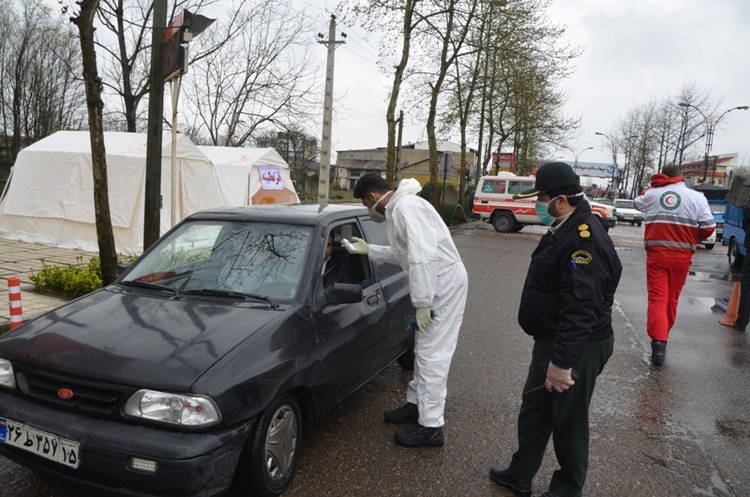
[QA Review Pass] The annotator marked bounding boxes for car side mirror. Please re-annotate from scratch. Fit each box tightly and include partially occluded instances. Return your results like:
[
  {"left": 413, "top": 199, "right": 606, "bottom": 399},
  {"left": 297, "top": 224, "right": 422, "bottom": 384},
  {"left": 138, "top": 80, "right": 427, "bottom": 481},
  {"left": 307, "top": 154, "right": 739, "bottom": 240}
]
[{"left": 324, "top": 282, "right": 363, "bottom": 305}]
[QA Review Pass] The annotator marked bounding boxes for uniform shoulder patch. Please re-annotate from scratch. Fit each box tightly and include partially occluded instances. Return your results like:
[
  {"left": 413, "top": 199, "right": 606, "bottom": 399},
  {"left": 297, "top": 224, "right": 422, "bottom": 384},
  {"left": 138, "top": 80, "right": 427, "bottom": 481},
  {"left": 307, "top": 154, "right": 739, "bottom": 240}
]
[
  {"left": 572, "top": 249, "right": 593, "bottom": 265},
  {"left": 577, "top": 223, "right": 591, "bottom": 238}
]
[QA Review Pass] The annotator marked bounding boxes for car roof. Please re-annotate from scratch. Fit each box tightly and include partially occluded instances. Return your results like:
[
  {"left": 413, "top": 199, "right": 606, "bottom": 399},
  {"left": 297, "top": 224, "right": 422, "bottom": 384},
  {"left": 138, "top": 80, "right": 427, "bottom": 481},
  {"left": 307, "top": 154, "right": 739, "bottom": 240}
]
[{"left": 186, "top": 202, "right": 367, "bottom": 226}]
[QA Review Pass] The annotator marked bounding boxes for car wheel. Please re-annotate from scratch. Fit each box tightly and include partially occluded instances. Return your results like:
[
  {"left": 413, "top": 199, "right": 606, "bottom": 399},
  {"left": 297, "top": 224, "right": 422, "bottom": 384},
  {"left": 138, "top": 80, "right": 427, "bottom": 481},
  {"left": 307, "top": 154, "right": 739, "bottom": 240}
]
[
  {"left": 636, "top": 221, "right": 642, "bottom": 227},
  {"left": 728, "top": 239, "right": 744, "bottom": 271},
  {"left": 240, "top": 395, "right": 301, "bottom": 497},
  {"left": 491, "top": 212, "right": 516, "bottom": 233}
]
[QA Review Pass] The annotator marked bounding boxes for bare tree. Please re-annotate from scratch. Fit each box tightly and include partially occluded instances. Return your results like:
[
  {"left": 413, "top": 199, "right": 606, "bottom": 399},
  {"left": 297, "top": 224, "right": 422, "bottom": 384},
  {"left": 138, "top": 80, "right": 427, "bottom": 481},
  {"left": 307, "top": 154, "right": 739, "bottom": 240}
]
[
  {"left": 344, "top": 0, "right": 424, "bottom": 187},
  {"left": 94, "top": 0, "right": 256, "bottom": 132},
  {"left": 70, "top": 0, "right": 118, "bottom": 284},
  {"left": 180, "top": 0, "right": 320, "bottom": 147},
  {"left": 1, "top": 2, "right": 85, "bottom": 164}
]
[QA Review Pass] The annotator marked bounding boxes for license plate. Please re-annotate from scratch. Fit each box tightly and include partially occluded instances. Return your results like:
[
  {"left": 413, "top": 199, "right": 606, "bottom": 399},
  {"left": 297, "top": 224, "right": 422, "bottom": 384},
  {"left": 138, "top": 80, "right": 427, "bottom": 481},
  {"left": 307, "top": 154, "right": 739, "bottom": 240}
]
[{"left": 0, "top": 417, "right": 80, "bottom": 469}]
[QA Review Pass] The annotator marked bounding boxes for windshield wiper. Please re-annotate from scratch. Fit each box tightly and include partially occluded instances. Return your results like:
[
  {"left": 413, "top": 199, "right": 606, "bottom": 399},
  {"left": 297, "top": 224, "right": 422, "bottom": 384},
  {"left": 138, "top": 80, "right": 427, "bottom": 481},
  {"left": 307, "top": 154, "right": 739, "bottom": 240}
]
[
  {"left": 183, "top": 288, "right": 278, "bottom": 307},
  {"left": 119, "top": 280, "right": 180, "bottom": 297}
]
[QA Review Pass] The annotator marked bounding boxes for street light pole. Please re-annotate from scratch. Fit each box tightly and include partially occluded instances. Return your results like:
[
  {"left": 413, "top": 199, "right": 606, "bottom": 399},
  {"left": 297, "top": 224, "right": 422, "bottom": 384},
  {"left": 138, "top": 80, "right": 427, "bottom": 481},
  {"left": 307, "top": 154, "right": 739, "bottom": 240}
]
[
  {"left": 678, "top": 102, "right": 749, "bottom": 183},
  {"left": 595, "top": 132, "right": 618, "bottom": 199},
  {"left": 574, "top": 146, "right": 593, "bottom": 166}
]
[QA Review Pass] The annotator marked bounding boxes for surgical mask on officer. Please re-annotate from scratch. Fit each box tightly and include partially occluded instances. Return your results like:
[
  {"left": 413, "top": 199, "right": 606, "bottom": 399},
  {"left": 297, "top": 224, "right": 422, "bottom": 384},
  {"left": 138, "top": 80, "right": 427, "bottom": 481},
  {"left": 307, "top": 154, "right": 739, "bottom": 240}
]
[
  {"left": 368, "top": 191, "right": 390, "bottom": 223},
  {"left": 535, "top": 196, "right": 560, "bottom": 226}
]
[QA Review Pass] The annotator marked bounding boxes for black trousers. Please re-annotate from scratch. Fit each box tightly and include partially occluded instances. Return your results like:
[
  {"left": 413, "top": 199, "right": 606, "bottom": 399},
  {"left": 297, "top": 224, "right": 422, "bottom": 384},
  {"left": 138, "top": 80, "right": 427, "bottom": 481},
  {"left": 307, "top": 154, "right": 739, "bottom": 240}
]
[{"left": 508, "top": 335, "right": 614, "bottom": 497}]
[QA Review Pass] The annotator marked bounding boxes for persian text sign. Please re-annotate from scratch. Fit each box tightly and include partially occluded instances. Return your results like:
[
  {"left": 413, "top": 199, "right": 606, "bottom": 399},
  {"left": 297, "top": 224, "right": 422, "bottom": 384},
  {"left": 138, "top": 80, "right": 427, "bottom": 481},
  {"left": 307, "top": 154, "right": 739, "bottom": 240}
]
[{"left": 259, "top": 167, "right": 284, "bottom": 190}]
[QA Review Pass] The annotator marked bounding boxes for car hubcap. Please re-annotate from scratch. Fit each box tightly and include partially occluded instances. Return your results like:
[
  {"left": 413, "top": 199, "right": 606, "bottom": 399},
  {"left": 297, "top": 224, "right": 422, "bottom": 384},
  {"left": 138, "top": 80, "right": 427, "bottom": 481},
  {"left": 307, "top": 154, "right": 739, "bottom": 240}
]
[{"left": 265, "top": 404, "right": 298, "bottom": 482}]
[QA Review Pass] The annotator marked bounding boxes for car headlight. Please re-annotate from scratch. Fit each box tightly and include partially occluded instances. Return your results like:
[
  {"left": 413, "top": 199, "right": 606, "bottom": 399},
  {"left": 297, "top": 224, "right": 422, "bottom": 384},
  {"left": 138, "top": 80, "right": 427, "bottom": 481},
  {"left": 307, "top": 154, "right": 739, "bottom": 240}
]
[
  {"left": 0, "top": 358, "right": 17, "bottom": 390},
  {"left": 123, "top": 389, "right": 220, "bottom": 427}
]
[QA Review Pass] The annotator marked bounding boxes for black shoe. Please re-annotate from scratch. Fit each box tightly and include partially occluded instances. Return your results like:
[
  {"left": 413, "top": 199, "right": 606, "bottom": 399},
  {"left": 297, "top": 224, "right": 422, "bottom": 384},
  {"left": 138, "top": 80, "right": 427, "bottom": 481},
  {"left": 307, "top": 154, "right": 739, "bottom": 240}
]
[
  {"left": 394, "top": 425, "right": 444, "bottom": 447},
  {"left": 651, "top": 340, "right": 666, "bottom": 366},
  {"left": 539, "top": 492, "right": 560, "bottom": 497},
  {"left": 488, "top": 467, "right": 532, "bottom": 497},
  {"left": 732, "top": 322, "right": 746, "bottom": 332},
  {"left": 384, "top": 402, "right": 419, "bottom": 424}
]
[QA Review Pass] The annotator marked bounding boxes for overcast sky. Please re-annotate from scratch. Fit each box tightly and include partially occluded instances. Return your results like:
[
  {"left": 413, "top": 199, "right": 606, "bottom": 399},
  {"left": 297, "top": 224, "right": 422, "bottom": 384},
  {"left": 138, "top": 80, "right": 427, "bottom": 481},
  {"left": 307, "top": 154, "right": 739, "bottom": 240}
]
[{"left": 305, "top": 0, "right": 750, "bottom": 167}]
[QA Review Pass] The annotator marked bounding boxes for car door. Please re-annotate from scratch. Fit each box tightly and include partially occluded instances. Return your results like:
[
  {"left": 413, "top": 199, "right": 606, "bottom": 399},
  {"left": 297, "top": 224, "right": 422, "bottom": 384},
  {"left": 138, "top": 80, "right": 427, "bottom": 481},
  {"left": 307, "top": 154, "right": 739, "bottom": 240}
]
[
  {"left": 313, "top": 220, "right": 389, "bottom": 410},
  {"left": 358, "top": 217, "right": 412, "bottom": 364}
]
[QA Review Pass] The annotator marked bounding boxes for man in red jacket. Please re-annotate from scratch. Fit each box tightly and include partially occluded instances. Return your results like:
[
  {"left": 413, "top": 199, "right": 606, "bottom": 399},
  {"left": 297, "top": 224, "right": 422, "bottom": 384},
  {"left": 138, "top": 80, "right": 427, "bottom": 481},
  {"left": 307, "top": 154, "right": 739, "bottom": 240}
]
[{"left": 633, "top": 165, "right": 715, "bottom": 366}]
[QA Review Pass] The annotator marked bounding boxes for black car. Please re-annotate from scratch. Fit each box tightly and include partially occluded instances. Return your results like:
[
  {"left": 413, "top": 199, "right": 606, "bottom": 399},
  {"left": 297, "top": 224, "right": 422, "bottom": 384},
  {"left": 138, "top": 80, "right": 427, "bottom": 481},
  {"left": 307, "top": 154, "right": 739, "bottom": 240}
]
[{"left": 0, "top": 203, "right": 414, "bottom": 497}]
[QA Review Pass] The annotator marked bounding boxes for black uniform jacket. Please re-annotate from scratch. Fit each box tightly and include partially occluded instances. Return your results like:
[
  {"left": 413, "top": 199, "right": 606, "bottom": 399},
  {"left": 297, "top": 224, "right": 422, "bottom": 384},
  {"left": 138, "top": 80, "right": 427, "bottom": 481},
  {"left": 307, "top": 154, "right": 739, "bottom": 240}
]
[{"left": 518, "top": 201, "right": 623, "bottom": 369}]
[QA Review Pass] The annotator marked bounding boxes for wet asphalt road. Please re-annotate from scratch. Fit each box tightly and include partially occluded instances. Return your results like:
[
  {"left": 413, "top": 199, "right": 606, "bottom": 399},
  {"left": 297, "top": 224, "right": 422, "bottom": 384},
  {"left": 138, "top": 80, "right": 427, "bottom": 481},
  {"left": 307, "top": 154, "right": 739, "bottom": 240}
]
[{"left": 1, "top": 223, "right": 748, "bottom": 497}]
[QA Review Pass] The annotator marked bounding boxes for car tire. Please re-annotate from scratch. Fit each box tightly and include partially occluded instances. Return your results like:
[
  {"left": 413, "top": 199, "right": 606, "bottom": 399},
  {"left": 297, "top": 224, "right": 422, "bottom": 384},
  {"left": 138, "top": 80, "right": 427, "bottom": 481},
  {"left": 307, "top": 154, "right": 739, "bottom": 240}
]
[
  {"left": 728, "top": 239, "right": 744, "bottom": 271},
  {"left": 240, "top": 395, "right": 301, "bottom": 497},
  {"left": 491, "top": 212, "right": 516, "bottom": 233},
  {"left": 597, "top": 216, "right": 610, "bottom": 232},
  {"left": 636, "top": 221, "right": 642, "bottom": 227}
]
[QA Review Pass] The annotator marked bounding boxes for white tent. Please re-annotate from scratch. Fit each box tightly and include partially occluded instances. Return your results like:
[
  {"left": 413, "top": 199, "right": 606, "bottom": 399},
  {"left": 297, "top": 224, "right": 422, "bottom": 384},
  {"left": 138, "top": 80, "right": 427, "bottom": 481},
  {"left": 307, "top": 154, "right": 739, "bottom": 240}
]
[
  {"left": 0, "top": 131, "right": 225, "bottom": 255},
  {"left": 198, "top": 146, "right": 299, "bottom": 206}
]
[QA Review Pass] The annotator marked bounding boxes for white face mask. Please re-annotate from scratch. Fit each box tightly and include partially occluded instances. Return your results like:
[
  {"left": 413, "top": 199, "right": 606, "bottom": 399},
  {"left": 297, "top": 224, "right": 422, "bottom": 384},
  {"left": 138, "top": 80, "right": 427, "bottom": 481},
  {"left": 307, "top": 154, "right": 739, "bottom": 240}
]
[{"left": 368, "top": 191, "right": 390, "bottom": 223}]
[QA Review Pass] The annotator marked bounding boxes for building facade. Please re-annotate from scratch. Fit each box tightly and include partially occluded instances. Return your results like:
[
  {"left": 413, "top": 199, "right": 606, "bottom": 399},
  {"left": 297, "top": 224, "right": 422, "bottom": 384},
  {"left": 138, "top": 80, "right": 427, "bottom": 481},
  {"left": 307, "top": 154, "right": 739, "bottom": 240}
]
[
  {"left": 333, "top": 141, "right": 477, "bottom": 190},
  {"left": 678, "top": 153, "right": 737, "bottom": 188}
]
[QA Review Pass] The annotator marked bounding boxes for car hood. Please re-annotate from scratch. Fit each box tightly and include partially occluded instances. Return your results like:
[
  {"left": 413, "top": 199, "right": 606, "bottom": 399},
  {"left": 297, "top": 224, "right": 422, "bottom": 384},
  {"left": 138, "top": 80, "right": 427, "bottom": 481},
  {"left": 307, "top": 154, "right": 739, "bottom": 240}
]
[{"left": 0, "top": 288, "right": 289, "bottom": 391}]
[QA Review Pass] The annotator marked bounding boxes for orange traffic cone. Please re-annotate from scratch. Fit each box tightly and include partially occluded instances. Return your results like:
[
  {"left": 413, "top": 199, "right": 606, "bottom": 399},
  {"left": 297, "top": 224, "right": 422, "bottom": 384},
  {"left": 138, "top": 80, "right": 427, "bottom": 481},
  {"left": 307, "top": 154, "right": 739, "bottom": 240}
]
[{"left": 719, "top": 281, "right": 741, "bottom": 326}]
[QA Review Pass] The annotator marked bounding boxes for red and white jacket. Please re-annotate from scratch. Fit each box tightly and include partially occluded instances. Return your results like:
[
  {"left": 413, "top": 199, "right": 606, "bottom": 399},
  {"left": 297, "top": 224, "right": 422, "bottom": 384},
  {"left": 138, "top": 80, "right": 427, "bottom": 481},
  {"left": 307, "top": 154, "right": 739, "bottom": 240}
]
[{"left": 633, "top": 175, "right": 715, "bottom": 259}]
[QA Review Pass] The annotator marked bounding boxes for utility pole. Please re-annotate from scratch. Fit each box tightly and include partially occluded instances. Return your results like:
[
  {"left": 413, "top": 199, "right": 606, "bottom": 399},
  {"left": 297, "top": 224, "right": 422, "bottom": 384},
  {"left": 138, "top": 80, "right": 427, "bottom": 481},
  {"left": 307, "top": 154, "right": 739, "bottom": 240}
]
[
  {"left": 144, "top": 0, "right": 167, "bottom": 249},
  {"left": 395, "top": 110, "right": 404, "bottom": 181},
  {"left": 317, "top": 15, "right": 345, "bottom": 206}
]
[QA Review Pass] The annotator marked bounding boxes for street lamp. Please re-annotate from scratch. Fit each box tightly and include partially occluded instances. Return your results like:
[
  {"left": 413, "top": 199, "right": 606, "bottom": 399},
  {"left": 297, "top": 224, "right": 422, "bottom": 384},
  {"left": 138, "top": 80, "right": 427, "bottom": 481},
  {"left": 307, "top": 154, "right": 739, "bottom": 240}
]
[
  {"left": 678, "top": 102, "right": 749, "bottom": 183},
  {"left": 574, "top": 146, "right": 593, "bottom": 166},
  {"left": 595, "top": 132, "right": 619, "bottom": 199}
]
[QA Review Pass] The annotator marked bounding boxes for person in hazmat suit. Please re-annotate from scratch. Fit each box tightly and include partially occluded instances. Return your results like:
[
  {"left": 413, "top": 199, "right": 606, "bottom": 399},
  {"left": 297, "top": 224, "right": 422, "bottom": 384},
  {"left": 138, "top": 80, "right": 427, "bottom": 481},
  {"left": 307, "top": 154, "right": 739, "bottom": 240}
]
[{"left": 346, "top": 173, "right": 468, "bottom": 447}]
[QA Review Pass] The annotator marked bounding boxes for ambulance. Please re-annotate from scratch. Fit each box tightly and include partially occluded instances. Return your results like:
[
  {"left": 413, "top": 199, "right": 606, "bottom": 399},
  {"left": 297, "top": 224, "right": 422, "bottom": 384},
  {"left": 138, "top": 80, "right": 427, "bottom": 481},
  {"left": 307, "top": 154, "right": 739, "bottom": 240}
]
[{"left": 471, "top": 172, "right": 617, "bottom": 233}]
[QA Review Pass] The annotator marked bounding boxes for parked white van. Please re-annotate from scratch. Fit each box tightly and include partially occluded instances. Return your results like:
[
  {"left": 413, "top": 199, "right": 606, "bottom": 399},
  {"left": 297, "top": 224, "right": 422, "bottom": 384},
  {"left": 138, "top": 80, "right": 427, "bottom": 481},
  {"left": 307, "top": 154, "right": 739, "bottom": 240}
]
[{"left": 471, "top": 172, "right": 617, "bottom": 233}]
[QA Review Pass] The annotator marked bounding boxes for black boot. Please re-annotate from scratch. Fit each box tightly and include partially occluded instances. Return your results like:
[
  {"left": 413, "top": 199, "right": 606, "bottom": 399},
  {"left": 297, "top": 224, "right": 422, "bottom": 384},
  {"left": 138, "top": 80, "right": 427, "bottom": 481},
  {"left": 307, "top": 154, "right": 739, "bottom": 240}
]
[
  {"left": 488, "top": 467, "right": 532, "bottom": 497},
  {"left": 384, "top": 402, "right": 419, "bottom": 424},
  {"left": 394, "top": 425, "right": 444, "bottom": 447},
  {"left": 651, "top": 340, "right": 666, "bottom": 366}
]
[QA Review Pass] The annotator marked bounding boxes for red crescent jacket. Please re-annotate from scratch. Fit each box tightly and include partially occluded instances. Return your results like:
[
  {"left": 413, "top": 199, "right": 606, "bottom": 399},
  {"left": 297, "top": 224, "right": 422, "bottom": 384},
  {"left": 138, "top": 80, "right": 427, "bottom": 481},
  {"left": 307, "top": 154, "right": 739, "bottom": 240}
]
[{"left": 633, "top": 175, "right": 716, "bottom": 258}]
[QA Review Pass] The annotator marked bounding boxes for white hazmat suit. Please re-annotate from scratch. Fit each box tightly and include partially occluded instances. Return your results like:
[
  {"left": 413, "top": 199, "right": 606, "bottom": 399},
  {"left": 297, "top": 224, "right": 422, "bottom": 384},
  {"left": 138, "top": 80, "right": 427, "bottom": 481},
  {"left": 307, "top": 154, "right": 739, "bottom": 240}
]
[{"left": 367, "top": 178, "right": 468, "bottom": 427}]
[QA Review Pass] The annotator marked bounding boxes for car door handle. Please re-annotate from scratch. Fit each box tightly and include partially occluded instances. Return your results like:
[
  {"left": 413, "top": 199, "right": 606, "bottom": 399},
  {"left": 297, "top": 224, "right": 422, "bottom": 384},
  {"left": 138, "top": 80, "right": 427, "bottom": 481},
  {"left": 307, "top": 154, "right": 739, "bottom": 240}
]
[{"left": 366, "top": 294, "right": 381, "bottom": 305}]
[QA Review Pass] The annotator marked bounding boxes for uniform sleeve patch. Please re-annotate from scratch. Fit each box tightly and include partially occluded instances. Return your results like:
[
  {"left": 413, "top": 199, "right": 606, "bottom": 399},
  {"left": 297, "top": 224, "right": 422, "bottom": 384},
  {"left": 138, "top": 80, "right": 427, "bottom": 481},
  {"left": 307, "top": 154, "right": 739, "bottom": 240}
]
[
  {"left": 577, "top": 223, "right": 591, "bottom": 238},
  {"left": 572, "top": 250, "right": 593, "bottom": 265}
]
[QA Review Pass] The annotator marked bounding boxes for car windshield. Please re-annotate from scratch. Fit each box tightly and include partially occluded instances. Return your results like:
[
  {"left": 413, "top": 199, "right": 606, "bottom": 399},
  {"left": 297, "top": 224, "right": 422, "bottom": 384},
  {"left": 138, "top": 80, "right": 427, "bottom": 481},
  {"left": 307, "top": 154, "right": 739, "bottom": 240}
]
[
  {"left": 615, "top": 200, "right": 635, "bottom": 209},
  {"left": 122, "top": 220, "right": 313, "bottom": 301},
  {"left": 710, "top": 203, "right": 726, "bottom": 214}
]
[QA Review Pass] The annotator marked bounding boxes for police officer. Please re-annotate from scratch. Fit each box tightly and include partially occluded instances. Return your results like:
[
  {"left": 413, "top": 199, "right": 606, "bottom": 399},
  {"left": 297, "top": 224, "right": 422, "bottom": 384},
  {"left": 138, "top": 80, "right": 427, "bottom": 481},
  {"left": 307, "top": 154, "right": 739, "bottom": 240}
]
[{"left": 489, "top": 162, "right": 622, "bottom": 497}]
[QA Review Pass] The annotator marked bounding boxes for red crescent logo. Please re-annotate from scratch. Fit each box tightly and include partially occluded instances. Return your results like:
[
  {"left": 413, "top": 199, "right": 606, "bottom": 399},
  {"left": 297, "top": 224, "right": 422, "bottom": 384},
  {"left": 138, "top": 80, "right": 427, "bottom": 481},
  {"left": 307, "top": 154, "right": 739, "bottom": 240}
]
[
  {"left": 664, "top": 195, "right": 675, "bottom": 206},
  {"left": 57, "top": 388, "right": 74, "bottom": 400}
]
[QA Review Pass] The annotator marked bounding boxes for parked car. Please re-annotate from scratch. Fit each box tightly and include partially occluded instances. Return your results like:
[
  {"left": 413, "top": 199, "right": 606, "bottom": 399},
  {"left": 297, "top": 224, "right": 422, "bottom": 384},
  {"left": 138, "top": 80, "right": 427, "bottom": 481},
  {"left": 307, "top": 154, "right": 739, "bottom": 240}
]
[
  {"left": 613, "top": 198, "right": 644, "bottom": 226},
  {"left": 471, "top": 173, "right": 617, "bottom": 232},
  {"left": 700, "top": 229, "right": 716, "bottom": 250},
  {"left": 0, "top": 203, "right": 415, "bottom": 497}
]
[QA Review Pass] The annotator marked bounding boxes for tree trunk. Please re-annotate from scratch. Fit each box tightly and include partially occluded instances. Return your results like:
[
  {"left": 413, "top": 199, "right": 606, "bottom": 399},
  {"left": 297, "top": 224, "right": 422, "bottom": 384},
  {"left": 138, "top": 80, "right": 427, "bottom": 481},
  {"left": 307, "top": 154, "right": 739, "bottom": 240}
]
[
  {"left": 73, "top": 0, "right": 118, "bottom": 285},
  {"left": 385, "top": 0, "right": 416, "bottom": 187}
]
